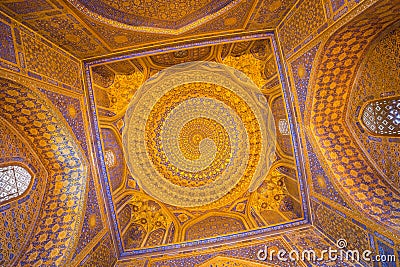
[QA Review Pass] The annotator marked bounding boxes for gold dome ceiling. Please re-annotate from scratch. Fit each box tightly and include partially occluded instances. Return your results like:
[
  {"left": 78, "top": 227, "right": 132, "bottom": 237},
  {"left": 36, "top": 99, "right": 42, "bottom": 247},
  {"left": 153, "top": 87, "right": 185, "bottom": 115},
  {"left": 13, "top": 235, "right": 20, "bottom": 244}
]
[
  {"left": 122, "top": 62, "right": 276, "bottom": 208},
  {"left": 91, "top": 38, "right": 306, "bottom": 254},
  {"left": 1, "top": 0, "right": 399, "bottom": 266}
]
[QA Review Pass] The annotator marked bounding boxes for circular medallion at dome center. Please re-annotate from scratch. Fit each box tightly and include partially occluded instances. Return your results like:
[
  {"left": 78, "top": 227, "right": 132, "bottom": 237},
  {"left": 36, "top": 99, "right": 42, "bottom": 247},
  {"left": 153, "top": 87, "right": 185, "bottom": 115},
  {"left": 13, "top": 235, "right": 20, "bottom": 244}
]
[{"left": 145, "top": 84, "right": 259, "bottom": 189}]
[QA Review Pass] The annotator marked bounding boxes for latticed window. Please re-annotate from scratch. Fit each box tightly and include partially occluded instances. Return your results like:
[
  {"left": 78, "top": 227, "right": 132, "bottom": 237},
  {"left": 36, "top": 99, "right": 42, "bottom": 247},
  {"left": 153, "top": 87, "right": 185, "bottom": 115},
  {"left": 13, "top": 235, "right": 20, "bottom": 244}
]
[
  {"left": 278, "top": 119, "right": 290, "bottom": 135},
  {"left": 361, "top": 97, "right": 400, "bottom": 136},
  {"left": 0, "top": 165, "right": 32, "bottom": 203},
  {"left": 105, "top": 150, "right": 116, "bottom": 168}
]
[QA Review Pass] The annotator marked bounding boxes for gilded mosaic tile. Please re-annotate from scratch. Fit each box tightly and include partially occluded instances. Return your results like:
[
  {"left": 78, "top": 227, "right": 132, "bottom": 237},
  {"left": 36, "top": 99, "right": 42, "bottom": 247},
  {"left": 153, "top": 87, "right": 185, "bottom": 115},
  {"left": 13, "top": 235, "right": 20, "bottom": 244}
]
[
  {"left": 72, "top": 174, "right": 104, "bottom": 260},
  {"left": 0, "top": 118, "right": 47, "bottom": 267},
  {"left": 101, "top": 128, "right": 125, "bottom": 192},
  {"left": 0, "top": 75, "right": 87, "bottom": 266},
  {"left": 306, "top": 0, "right": 400, "bottom": 231},
  {"left": 0, "top": 20, "right": 16, "bottom": 64},
  {"left": 346, "top": 23, "right": 400, "bottom": 191},
  {"left": 20, "top": 27, "right": 81, "bottom": 89},
  {"left": 277, "top": 0, "right": 326, "bottom": 56},
  {"left": 79, "top": 233, "right": 117, "bottom": 267},
  {"left": 38, "top": 88, "right": 89, "bottom": 156}
]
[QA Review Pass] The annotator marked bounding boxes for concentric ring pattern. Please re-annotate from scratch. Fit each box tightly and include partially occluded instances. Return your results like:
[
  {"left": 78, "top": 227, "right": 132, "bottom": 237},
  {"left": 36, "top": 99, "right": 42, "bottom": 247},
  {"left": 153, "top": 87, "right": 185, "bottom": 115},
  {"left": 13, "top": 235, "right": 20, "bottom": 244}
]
[{"left": 122, "top": 61, "right": 276, "bottom": 207}]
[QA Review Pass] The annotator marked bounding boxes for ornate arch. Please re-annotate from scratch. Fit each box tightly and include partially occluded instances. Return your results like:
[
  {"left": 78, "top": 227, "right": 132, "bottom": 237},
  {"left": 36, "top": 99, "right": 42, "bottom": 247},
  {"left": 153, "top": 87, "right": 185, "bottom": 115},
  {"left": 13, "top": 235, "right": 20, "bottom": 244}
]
[
  {"left": 0, "top": 75, "right": 88, "bottom": 266},
  {"left": 305, "top": 0, "right": 400, "bottom": 232}
]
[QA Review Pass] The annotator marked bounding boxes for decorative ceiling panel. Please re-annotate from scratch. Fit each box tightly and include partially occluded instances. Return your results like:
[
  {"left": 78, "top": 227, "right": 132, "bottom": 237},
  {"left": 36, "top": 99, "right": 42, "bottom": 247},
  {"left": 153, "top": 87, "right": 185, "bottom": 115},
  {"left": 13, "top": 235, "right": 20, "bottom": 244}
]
[
  {"left": 66, "top": 0, "right": 238, "bottom": 32},
  {"left": 86, "top": 35, "right": 309, "bottom": 257},
  {"left": 247, "top": 0, "right": 298, "bottom": 30},
  {"left": 0, "top": 0, "right": 299, "bottom": 59}
]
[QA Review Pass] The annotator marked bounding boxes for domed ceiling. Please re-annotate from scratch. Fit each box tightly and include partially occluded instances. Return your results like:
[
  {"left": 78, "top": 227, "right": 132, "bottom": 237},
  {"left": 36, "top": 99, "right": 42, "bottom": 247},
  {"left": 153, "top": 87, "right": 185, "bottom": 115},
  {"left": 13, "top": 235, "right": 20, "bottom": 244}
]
[
  {"left": 1, "top": 0, "right": 400, "bottom": 265},
  {"left": 122, "top": 61, "right": 277, "bottom": 208},
  {"left": 89, "top": 37, "right": 308, "bottom": 255}
]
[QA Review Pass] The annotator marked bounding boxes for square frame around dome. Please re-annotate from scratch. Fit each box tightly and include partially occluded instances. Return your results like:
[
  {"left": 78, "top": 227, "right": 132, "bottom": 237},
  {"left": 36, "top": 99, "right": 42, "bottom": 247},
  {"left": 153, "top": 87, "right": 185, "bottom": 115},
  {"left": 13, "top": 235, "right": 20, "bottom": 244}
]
[{"left": 84, "top": 31, "right": 311, "bottom": 258}]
